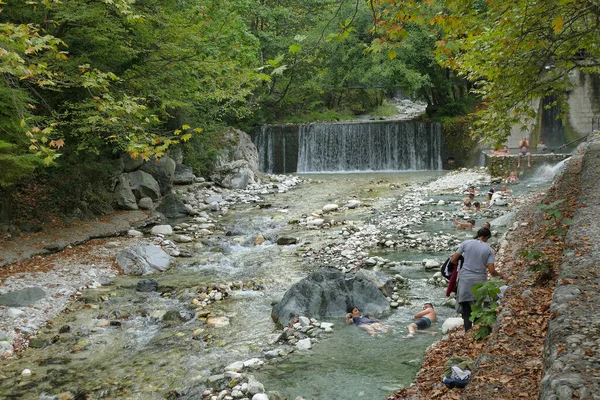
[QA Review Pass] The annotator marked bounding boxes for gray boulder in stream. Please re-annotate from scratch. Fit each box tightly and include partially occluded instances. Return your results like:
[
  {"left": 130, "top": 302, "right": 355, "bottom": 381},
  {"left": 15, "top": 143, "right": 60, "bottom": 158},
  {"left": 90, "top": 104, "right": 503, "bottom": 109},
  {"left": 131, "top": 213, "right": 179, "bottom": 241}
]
[
  {"left": 271, "top": 268, "right": 390, "bottom": 326},
  {"left": 116, "top": 244, "right": 175, "bottom": 275}
]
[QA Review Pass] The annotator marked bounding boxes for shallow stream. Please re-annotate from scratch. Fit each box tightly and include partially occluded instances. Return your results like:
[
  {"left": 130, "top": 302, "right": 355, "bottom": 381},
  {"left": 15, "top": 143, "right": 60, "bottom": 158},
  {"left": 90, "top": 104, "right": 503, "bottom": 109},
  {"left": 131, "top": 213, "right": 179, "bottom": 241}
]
[{"left": 0, "top": 170, "right": 553, "bottom": 399}]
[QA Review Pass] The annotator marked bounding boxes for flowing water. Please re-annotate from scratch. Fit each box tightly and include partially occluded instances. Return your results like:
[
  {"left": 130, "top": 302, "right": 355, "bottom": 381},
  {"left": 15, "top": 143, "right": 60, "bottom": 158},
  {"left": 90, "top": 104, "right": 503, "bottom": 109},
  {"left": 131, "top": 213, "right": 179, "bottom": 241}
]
[
  {"left": 0, "top": 165, "right": 563, "bottom": 399},
  {"left": 252, "top": 121, "right": 443, "bottom": 173},
  {"left": 1, "top": 172, "right": 461, "bottom": 400}
]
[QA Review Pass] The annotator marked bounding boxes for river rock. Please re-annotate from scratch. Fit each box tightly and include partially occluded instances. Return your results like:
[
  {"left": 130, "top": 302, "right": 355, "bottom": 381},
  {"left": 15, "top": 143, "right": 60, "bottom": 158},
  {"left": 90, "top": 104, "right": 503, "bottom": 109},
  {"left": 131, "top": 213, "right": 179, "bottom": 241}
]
[
  {"left": 243, "top": 358, "right": 264, "bottom": 369},
  {"left": 423, "top": 259, "right": 441, "bottom": 270},
  {"left": 127, "top": 229, "right": 144, "bottom": 237},
  {"left": 0, "top": 287, "right": 46, "bottom": 307},
  {"left": 355, "top": 269, "right": 395, "bottom": 297},
  {"left": 173, "top": 234, "right": 193, "bottom": 243},
  {"left": 173, "top": 163, "right": 195, "bottom": 185},
  {"left": 345, "top": 200, "right": 361, "bottom": 209},
  {"left": 206, "top": 316, "right": 230, "bottom": 328},
  {"left": 156, "top": 192, "right": 191, "bottom": 219},
  {"left": 116, "top": 244, "right": 175, "bottom": 275},
  {"left": 277, "top": 237, "right": 298, "bottom": 245},
  {"left": 271, "top": 268, "right": 390, "bottom": 326},
  {"left": 122, "top": 153, "right": 144, "bottom": 172},
  {"left": 322, "top": 204, "right": 339, "bottom": 213},
  {"left": 205, "top": 195, "right": 224, "bottom": 204},
  {"left": 247, "top": 376, "right": 265, "bottom": 395},
  {"left": 489, "top": 211, "right": 516, "bottom": 227},
  {"left": 140, "top": 155, "right": 176, "bottom": 195},
  {"left": 151, "top": 225, "right": 173, "bottom": 235},
  {"left": 112, "top": 174, "right": 138, "bottom": 210},
  {"left": 225, "top": 361, "right": 245, "bottom": 372},
  {"left": 0, "top": 340, "right": 13, "bottom": 356},
  {"left": 136, "top": 278, "right": 159, "bottom": 292},
  {"left": 296, "top": 338, "right": 312, "bottom": 350},
  {"left": 254, "top": 234, "right": 265, "bottom": 246},
  {"left": 7, "top": 308, "right": 25, "bottom": 318},
  {"left": 126, "top": 170, "right": 161, "bottom": 201},
  {"left": 210, "top": 129, "right": 260, "bottom": 189},
  {"left": 252, "top": 394, "right": 269, "bottom": 400},
  {"left": 442, "top": 317, "right": 464, "bottom": 333},
  {"left": 307, "top": 218, "right": 324, "bottom": 227},
  {"left": 138, "top": 197, "right": 153, "bottom": 210}
]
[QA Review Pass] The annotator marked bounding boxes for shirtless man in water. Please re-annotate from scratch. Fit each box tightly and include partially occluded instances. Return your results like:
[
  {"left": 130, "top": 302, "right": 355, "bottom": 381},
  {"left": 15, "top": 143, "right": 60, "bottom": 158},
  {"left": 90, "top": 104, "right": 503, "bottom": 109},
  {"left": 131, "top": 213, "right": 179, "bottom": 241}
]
[{"left": 406, "top": 303, "right": 437, "bottom": 338}]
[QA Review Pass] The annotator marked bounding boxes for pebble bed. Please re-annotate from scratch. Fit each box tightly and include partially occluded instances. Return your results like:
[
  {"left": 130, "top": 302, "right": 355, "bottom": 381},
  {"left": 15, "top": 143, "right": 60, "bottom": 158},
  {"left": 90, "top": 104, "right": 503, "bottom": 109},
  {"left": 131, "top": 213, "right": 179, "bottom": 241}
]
[{"left": 0, "top": 167, "right": 532, "bottom": 400}]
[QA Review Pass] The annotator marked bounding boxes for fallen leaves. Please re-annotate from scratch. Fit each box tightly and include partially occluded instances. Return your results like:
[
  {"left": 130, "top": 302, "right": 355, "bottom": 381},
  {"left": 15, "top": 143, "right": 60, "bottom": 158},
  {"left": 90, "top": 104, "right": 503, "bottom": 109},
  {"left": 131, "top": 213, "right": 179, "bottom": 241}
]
[{"left": 388, "top": 163, "right": 583, "bottom": 400}]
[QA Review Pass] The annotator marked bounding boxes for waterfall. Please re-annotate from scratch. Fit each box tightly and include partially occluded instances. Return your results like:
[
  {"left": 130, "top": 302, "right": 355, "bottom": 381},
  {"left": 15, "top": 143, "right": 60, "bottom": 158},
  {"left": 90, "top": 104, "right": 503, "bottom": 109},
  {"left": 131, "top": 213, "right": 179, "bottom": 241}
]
[
  {"left": 529, "top": 157, "right": 571, "bottom": 184},
  {"left": 252, "top": 121, "right": 443, "bottom": 173}
]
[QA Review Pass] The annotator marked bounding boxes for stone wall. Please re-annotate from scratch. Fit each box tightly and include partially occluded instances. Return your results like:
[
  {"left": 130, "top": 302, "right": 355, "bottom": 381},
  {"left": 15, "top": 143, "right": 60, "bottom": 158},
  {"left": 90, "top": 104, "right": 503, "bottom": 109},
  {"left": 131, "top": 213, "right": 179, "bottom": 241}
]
[
  {"left": 566, "top": 70, "right": 600, "bottom": 136},
  {"left": 540, "top": 134, "right": 600, "bottom": 399},
  {"left": 484, "top": 151, "right": 571, "bottom": 178},
  {"left": 505, "top": 71, "right": 600, "bottom": 148}
]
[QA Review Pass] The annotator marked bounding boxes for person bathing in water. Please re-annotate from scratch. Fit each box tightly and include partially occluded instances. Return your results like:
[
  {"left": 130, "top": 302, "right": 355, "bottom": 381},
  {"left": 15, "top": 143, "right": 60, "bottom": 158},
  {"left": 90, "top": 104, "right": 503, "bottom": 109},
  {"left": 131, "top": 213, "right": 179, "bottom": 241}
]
[
  {"left": 406, "top": 303, "right": 437, "bottom": 338},
  {"left": 346, "top": 306, "right": 390, "bottom": 336}
]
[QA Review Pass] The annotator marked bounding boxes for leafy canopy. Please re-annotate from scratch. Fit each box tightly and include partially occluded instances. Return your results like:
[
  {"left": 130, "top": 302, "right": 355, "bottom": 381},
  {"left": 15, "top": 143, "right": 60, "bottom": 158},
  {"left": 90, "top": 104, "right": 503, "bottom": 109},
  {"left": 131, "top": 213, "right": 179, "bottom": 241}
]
[{"left": 370, "top": 0, "right": 600, "bottom": 145}]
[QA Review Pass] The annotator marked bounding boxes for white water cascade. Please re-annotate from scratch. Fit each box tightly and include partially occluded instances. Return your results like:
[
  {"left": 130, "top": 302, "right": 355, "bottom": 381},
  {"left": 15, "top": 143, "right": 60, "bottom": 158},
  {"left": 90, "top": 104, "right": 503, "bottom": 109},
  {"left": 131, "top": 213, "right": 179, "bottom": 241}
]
[
  {"left": 530, "top": 157, "right": 571, "bottom": 183},
  {"left": 253, "top": 121, "right": 443, "bottom": 173}
]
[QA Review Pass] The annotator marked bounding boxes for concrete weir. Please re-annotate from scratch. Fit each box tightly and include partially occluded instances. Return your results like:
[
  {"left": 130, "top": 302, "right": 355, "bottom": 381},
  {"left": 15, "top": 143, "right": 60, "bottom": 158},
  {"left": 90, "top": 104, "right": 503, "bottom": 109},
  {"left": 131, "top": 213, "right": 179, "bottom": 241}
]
[
  {"left": 540, "top": 134, "right": 600, "bottom": 399},
  {"left": 483, "top": 150, "right": 571, "bottom": 178}
]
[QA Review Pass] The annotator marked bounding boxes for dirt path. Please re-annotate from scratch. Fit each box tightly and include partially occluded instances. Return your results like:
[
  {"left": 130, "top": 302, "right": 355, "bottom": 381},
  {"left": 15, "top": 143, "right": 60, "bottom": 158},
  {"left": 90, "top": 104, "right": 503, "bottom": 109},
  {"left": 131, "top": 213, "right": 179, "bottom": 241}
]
[{"left": 0, "top": 210, "right": 155, "bottom": 269}]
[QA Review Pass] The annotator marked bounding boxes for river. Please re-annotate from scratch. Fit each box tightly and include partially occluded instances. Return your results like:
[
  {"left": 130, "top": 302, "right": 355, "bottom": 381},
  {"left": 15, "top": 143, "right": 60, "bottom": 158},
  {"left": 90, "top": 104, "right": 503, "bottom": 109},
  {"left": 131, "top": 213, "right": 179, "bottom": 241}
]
[{"left": 0, "top": 169, "right": 550, "bottom": 399}]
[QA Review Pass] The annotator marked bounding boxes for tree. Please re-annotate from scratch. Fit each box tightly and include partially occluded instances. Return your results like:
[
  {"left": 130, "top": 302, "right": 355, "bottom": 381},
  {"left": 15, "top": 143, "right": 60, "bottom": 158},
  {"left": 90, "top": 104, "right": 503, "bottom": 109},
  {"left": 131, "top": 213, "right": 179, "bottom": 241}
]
[
  {"left": 371, "top": 0, "right": 600, "bottom": 144},
  {"left": 0, "top": 0, "right": 270, "bottom": 188}
]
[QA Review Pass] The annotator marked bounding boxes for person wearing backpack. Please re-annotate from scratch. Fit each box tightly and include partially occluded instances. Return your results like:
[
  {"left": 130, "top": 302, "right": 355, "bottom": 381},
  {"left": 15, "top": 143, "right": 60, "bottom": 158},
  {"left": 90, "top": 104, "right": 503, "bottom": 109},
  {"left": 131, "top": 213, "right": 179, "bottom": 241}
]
[{"left": 449, "top": 227, "right": 504, "bottom": 331}]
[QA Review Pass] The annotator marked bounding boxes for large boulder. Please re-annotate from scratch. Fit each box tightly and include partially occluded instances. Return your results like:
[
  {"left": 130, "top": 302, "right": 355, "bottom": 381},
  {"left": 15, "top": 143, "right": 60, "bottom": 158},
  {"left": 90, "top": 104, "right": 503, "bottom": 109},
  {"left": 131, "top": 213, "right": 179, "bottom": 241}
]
[
  {"left": 112, "top": 174, "right": 138, "bottom": 210},
  {"left": 173, "top": 163, "right": 195, "bottom": 185},
  {"left": 156, "top": 192, "right": 190, "bottom": 219},
  {"left": 355, "top": 269, "right": 395, "bottom": 298},
  {"left": 140, "top": 156, "right": 176, "bottom": 195},
  {"left": 126, "top": 170, "right": 161, "bottom": 201},
  {"left": 490, "top": 211, "right": 516, "bottom": 228},
  {"left": 116, "top": 244, "right": 175, "bottom": 275},
  {"left": 210, "top": 129, "right": 260, "bottom": 189},
  {"left": 122, "top": 154, "right": 144, "bottom": 172},
  {"left": 271, "top": 268, "right": 390, "bottom": 327}
]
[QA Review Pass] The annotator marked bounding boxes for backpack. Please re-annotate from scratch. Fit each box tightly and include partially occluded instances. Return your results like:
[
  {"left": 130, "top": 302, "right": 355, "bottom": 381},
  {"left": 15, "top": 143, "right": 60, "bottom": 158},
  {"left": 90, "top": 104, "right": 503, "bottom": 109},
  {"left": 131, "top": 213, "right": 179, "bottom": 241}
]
[{"left": 440, "top": 255, "right": 464, "bottom": 280}]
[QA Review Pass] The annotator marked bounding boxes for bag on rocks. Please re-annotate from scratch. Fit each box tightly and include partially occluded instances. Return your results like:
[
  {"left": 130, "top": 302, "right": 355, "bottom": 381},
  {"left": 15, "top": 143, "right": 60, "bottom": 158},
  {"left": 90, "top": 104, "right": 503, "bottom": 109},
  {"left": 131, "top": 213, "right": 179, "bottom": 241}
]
[{"left": 442, "top": 355, "right": 474, "bottom": 389}]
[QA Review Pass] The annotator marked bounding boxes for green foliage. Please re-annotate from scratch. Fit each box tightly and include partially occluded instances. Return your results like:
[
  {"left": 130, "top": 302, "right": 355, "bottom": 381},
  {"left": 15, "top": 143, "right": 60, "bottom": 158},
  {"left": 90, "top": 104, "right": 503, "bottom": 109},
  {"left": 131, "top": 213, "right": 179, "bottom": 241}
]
[
  {"left": 520, "top": 248, "right": 553, "bottom": 275},
  {"left": 470, "top": 278, "right": 504, "bottom": 340},
  {"left": 370, "top": 0, "right": 600, "bottom": 146},
  {"left": 372, "top": 102, "right": 399, "bottom": 118},
  {"left": 536, "top": 199, "right": 573, "bottom": 237},
  {"left": 0, "top": 0, "right": 265, "bottom": 187},
  {"left": 182, "top": 126, "right": 225, "bottom": 179},
  {"left": 281, "top": 109, "right": 355, "bottom": 124}
]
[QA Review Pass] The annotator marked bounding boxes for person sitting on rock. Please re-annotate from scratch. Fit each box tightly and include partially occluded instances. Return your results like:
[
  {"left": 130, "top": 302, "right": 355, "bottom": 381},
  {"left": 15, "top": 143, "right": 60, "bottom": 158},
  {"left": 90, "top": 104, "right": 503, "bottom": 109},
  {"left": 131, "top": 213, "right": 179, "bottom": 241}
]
[
  {"left": 406, "top": 303, "right": 437, "bottom": 338},
  {"left": 517, "top": 137, "right": 531, "bottom": 168},
  {"left": 345, "top": 306, "right": 389, "bottom": 336},
  {"left": 454, "top": 218, "right": 476, "bottom": 230}
]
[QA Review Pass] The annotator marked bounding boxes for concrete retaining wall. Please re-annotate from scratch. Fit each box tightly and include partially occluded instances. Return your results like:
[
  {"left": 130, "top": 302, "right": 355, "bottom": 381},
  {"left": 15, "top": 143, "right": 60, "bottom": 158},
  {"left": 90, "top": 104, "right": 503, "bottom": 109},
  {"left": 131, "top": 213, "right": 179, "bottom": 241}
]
[
  {"left": 484, "top": 151, "right": 571, "bottom": 178},
  {"left": 540, "top": 133, "right": 600, "bottom": 399}
]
